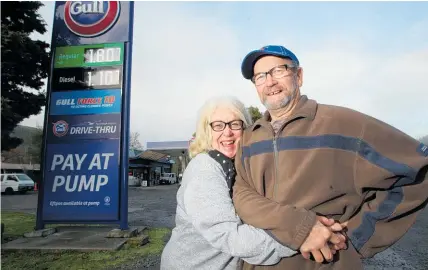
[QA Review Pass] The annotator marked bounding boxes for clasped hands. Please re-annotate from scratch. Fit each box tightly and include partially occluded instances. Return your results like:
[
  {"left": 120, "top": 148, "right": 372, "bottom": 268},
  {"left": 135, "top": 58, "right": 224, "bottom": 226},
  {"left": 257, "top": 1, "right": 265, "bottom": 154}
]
[{"left": 299, "top": 216, "right": 348, "bottom": 263}]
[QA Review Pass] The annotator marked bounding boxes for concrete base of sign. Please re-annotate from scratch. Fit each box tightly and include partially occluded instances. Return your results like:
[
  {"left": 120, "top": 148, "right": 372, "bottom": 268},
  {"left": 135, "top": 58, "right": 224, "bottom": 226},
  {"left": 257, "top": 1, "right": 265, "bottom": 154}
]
[
  {"left": 126, "top": 234, "right": 150, "bottom": 247},
  {"left": 24, "top": 228, "right": 57, "bottom": 238},
  {"left": 106, "top": 226, "right": 146, "bottom": 238},
  {"left": 2, "top": 226, "right": 128, "bottom": 251}
]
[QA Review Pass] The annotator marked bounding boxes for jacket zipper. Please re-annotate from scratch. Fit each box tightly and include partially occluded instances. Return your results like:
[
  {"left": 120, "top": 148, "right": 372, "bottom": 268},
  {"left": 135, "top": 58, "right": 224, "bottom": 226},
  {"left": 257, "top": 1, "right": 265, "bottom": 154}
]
[
  {"left": 272, "top": 135, "right": 279, "bottom": 200},
  {"left": 270, "top": 115, "right": 305, "bottom": 200}
]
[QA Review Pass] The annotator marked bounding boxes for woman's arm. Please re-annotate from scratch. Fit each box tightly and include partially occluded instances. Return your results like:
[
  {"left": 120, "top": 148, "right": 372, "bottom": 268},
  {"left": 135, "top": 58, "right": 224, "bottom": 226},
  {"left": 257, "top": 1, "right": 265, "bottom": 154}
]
[{"left": 183, "top": 154, "right": 297, "bottom": 265}]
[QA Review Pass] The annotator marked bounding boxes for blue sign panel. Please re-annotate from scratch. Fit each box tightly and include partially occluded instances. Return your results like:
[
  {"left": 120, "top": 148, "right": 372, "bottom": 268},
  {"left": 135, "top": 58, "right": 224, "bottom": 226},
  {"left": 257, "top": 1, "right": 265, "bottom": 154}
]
[
  {"left": 42, "top": 140, "right": 120, "bottom": 221},
  {"left": 52, "top": 1, "right": 131, "bottom": 46},
  {"left": 50, "top": 89, "right": 122, "bottom": 115},
  {"left": 48, "top": 114, "right": 121, "bottom": 143}
]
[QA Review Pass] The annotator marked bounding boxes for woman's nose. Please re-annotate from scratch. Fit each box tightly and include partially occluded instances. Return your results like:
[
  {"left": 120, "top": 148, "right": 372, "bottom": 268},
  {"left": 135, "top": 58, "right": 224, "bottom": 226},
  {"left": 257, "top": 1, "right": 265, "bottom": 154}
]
[{"left": 223, "top": 126, "right": 233, "bottom": 136}]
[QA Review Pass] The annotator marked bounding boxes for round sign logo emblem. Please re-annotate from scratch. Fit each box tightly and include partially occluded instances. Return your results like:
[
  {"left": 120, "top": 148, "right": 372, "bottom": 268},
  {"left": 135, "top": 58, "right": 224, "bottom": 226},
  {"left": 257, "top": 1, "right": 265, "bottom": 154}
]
[
  {"left": 64, "top": 1, "right": 121, "bottom": 38},
  {"left": 53, "top": 120, "right": 69, "bottom": 137},
  {"left": 104, "top": 196, "right": 111, "bottom": 206}
]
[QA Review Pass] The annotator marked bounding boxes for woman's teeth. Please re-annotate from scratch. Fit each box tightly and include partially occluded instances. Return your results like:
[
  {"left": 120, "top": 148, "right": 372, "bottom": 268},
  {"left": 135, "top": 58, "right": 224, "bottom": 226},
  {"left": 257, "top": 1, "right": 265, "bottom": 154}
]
[{"left": 221, "top": 141, "right": 234, "bottom": 146}]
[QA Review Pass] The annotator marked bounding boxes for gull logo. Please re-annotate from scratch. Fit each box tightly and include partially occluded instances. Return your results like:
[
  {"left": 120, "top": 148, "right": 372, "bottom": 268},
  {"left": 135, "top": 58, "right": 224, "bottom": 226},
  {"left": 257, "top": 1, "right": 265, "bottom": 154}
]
[
  {"left": 52, "top": 120, "right": 69, "bottom": 137},
  {"left": 64, "top": 1, "right": 121, "bottom": 37}
]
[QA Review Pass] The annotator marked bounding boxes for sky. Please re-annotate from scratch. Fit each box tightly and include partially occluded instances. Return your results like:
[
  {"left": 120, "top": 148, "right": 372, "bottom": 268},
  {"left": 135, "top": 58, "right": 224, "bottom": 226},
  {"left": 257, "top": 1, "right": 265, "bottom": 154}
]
[{"left": 22, "top": 1, "right": 428, "bottom": 146}]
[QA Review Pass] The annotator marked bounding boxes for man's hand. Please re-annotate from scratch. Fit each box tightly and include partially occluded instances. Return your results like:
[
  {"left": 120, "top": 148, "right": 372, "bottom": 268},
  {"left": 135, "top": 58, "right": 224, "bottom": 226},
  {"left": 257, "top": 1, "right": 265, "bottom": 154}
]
[{"left": 300, "top": 217, "right": 348, "bottom": 263}]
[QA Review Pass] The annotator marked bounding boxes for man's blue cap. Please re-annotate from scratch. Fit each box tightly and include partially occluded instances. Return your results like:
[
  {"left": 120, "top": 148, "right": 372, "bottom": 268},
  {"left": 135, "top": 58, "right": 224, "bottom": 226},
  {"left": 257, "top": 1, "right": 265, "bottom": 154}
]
[{"left": 241, "top": 45, "right": 299, "bottom": 80}]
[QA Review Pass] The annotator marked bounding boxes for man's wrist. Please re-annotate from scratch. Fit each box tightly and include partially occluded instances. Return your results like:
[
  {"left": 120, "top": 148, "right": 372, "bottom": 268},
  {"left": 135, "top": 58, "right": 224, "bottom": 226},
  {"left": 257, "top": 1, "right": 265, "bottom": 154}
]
[{"left": 293, "top": 210, "right": 317, "bottom": 249}]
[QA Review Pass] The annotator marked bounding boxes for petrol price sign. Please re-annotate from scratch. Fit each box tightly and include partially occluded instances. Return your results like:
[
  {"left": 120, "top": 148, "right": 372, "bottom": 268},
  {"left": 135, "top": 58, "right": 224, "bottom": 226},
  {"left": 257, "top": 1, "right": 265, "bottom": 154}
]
[
  {"left": 54, "top": 43, "right": 124, "bottom": 68},
  {"left": 37, "top": 1, "right": 134, "bottom": 230},
  {"left": 52, "top": 66, "right": 123, "bottom": 90},
  {"left": 85, "top": 47, "right": 122, "bottom": 64},
  {"left": 85, "top": 67, "right": 122, "bottom": 88}
]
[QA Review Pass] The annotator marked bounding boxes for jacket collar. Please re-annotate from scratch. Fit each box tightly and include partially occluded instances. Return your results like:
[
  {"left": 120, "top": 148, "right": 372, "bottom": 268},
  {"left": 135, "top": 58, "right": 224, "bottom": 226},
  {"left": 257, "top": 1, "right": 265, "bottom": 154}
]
[{"left": 251, "top": 95, "right": 317, "bottom": 131}]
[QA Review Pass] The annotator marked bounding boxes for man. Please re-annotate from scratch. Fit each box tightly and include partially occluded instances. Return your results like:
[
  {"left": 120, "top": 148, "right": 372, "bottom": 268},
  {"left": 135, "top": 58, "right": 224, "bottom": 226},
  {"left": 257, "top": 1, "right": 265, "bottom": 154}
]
[{"left": 232, "top": 45, "right": 428, "bottom": 269}]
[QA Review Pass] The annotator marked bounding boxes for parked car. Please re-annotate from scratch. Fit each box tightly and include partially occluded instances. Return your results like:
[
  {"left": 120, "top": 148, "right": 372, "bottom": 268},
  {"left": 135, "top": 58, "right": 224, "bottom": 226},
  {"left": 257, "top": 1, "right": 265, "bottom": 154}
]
[
  {"left": 160, "top": 173, "right": 177, "bottom": 185},
  {"left": 0, "top": 173, "right": 35, "bottom": 194}
]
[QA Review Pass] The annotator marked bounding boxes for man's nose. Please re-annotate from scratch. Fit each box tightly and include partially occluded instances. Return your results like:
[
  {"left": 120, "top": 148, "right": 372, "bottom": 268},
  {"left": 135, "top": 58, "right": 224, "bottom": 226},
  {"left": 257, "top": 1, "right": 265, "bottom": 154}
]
[{"left": 265, "top": 74, "right": 276, "bottom": 87}]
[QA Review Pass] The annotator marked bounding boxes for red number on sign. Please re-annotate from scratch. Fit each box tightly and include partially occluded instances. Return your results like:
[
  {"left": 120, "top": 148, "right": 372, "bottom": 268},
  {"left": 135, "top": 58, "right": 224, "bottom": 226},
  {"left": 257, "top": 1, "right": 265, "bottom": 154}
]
[{"left": 104, "top": 96, "right": 115, "bottom": 104}]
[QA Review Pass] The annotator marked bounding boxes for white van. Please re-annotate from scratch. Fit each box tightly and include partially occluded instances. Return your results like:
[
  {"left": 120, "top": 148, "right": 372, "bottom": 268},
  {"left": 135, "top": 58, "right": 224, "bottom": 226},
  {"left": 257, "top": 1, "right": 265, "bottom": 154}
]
[
  {"left": 160, "top": 173, "right": 177, "bottom": 185},
  {"left": 1, "top": 173, "right": 35, "bottom": 194}
]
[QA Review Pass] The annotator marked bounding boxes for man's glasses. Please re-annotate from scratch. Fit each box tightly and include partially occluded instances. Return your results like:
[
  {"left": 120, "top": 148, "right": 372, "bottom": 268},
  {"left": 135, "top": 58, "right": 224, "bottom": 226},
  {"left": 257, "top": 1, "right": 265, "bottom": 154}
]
[
  {"left": 252, "top": 64, "right": 296, "bottom": 86},
  {"left": 209, "top": 120, "right": 244, "bottom": 132}
]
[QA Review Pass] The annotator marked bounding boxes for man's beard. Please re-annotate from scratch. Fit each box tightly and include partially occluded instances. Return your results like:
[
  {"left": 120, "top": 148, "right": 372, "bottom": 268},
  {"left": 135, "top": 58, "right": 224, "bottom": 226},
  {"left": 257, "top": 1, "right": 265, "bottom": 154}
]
[{"left": 263, "top": 83, "right": 298, "bottom": 111}]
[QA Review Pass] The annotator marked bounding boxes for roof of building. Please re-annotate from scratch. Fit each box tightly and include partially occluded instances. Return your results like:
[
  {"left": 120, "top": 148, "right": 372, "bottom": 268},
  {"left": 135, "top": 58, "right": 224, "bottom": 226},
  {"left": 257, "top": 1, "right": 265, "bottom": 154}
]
[
  {"left": 146, "top": 141, "right": 190, "bottom": 150},
  {"left": 137, "top": 150, "right": 167, "bottom": 161},
  {"left": 130, "top": 150, "right": 174, "bottom": 164}
]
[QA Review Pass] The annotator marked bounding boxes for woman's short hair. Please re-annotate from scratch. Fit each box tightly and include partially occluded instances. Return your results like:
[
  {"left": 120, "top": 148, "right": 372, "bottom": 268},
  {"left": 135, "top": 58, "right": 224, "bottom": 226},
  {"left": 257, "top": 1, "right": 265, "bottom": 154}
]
[{"left": 189, "top": 96, "right": 253, "bottom": 158}]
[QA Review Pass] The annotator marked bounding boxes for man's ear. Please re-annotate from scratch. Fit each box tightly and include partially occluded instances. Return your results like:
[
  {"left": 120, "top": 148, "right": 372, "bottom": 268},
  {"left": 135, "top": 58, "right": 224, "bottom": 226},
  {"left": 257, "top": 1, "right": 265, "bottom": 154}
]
[{"left": 297, "top": 67, "right": 303, "bottom": 87}]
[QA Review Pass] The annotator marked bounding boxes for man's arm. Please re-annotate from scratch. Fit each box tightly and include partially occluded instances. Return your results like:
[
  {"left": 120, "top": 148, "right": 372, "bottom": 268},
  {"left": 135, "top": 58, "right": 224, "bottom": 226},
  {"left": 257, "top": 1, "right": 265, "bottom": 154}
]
[
  {"left": 232, "top": 139, "right": 317, "bottom": 250},
  {"left": 346, "top": 118, "right": 428, "bottom": 258}
]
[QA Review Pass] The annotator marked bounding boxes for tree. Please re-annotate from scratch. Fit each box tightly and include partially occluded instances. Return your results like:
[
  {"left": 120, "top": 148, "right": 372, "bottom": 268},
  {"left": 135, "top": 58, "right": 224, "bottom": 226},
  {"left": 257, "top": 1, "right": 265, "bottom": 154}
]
[
  {"left": 27, "top": 125, "right": 43, "bottom": 164},
  {"left": 247, "top": 106, "right": 263, "bottom": 123},
  {"left": 0, "top": 125, "right": 43, "bottom": 164},
  {"left": 1, "top": 1, "right": 50, "bottom": 151},
  {"left": 130, "top": 131, "right": 143, "bottom": 150},
  {"left": 1, "top": 148, "right": 26, "bottom": 164}
]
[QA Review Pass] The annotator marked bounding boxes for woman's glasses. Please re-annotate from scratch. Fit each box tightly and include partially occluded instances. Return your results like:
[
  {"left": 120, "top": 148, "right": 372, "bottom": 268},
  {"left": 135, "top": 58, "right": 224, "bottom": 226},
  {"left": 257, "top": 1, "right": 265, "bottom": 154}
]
[{"left": 209, "top": 120, "right": 244, "bottom": 132}]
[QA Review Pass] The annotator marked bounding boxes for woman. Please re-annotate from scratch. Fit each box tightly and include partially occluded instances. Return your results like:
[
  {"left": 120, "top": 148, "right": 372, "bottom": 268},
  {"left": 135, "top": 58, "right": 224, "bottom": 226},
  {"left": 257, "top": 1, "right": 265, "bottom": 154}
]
[
  {"left": 161, "top": 96, "right": 298, "bottom": 270},
  {"left": 160, "top": 96, "right": 343, "bottom": 269}
]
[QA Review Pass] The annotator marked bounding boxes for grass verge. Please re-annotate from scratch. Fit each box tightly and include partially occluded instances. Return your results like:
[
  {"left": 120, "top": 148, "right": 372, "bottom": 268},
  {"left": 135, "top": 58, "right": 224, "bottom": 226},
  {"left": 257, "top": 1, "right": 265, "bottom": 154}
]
[{"left": 1, "top": 211, "right": 171, "bottom": 270}]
